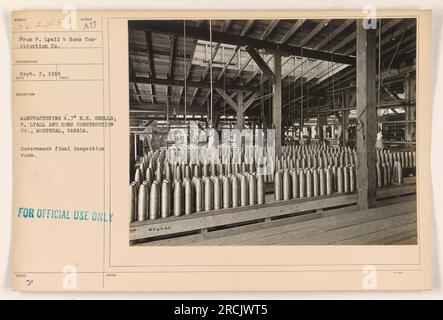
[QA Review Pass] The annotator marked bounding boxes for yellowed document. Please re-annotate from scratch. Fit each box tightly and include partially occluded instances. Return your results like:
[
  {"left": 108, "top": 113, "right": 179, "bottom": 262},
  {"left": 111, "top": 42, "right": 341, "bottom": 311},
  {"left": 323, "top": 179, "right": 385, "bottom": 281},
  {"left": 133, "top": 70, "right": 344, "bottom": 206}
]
[{"left": 11, "top": 10, "right": 432, "bottom": 291}]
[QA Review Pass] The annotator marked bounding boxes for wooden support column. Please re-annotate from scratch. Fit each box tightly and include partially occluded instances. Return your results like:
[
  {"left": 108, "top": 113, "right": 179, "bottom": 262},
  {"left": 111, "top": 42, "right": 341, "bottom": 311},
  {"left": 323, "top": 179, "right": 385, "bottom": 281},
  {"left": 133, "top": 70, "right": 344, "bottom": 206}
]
[
  {"left": 134, "top": 134, "right": 140, "bottom": 160},
  {"left": 342, "top": 110, "right": 350, "bottom": 146},
  {"left": 273, "top": 53, "right": 282, "bottom": 156},
  {"left": 404, "top": 76, "right": 416, "bottom": 146},
  {"left": 130, "top": 133, "right": 136, "bottom": 180},
  {"left": 237, "top": 91, "right": 244, "bottom": 130},
  {"left": 356, "top": 22, "right": 377, "bottom": 209},
  {"left": 317, "top": 114, "right": 327, "bottom": 140}
]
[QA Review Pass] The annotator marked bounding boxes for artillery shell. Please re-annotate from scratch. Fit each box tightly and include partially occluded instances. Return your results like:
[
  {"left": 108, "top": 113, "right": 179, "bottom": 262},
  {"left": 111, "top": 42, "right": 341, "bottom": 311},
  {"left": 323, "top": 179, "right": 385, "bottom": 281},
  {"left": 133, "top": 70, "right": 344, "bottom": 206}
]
[
  {"left": 376, "top": 162, "right": 382, "bottom": 188},
  {"left": 231, "top": 175, "right": 240, "bottom": 208},
  {"left": 202, "top": 163, "right": 209, "bottom": 177},
  {"left": 137, "top": 183, "right": 148, "bottom": 222},
  {"left": 337, "top": 166, "right": 344, "bottom": 193},
  {"left": 306, "top": 169, "right": 313, "bottom": 198},
  {"left": 164, "top": 163, "right": 172, "bottom": 181},
  {"left": 156, "top": 167, "right": 163, "bottom": 183},
  {"left": 175, "top": 166, "right": 182, "bottom": 180},
  {"left": 382, "top": 164, "right": 388, "bottom": 186},
  {"left": 173, "top": 179, "right": 183, "bottom": 216},
  {"left": 319, "top": 168, "right": 326, "bottom": 196},
  {"left": 249, "top": 174, "right": 257, "bottom": 205},
  {"left": 213, "top": 176, "right": 222, "bottom": 210},
  {"left": 238, "top": 174, "right": 247, "bottom": 206},
  {"left": 349, "top": 166, "right": 355, "bottom": 192},
  {"left": 257, "top": 174, "right": 265, "bottom": 205},
  {"left": 134, "top": 168, "right": 142, "bottom": 186},
  {"left": 396, "top": 161, "right": 403, "bottom": 184},
  {"left": 299, "top": 169, "right": 306, "bottom": 198},
  {"left": 223, "top": 176, "right": 231, "bottom": 208},
  {"left": 312, "top": 168, "right": 320, "bottom": 197},
  {"left": 194, "top": 177, "right": 203, "bottom": 212},
  {"left": 291, "top": 170, "right": 299, "bottom": 199},
  {"left": 130, "top": 182, "right": 137, "bottom": 222},
  {"left": 203, "top": 176, "right": 213, "bottom": 211},
  {"left": 325, "top": 168, "right": 334, "bottom": 195},
  {"left": 149, "top": 181, "right": 160, "bottom": 220},
  {"left": 193, "top": 164, "right": 201, "bottom": 178},
  {"left": 274, "top": 170, "right": 283, "bottom": 201},
  {"left": 161, "top": 180, "right": 171, "bottom": 218},
  {"left": 283, "top": 170, "right": 292, "bottom": 200},
  {"left": 183, "top": 178, "right": 194, "bottom": 215},
  {"left": 343, "top": 166, "right": 349, "bottom": 192},
  {"left": 145, "top": 167, "right": 153, "bottom": 185}
]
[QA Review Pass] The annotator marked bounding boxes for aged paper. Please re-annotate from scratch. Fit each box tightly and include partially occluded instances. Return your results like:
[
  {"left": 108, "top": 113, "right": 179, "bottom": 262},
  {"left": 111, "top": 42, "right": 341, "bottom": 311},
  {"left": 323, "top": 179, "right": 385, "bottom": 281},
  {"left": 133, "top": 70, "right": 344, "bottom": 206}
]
[{"left": 11, "top": 10, "right": 432, "bottom": 291}]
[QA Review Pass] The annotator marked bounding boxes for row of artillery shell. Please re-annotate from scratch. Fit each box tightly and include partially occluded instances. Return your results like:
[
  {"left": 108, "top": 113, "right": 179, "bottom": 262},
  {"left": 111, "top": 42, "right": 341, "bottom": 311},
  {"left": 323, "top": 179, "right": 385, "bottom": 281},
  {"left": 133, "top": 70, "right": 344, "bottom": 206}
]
[
  {"left": 274, "top": 166, "right": 356, "bottom": 201},
  {"left": 130, "top": 173, "right": 266, "bottom": 222},
  {"left": 376, "top": 150, "right": 416, "bottom": 168}
]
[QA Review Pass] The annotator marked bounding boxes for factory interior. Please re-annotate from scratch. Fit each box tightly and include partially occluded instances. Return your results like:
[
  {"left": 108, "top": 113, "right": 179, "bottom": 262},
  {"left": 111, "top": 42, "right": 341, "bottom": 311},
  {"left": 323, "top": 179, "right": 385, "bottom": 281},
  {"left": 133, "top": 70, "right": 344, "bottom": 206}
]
[{"left": 128, "top": 18, "right": 417, "bottom": 246}]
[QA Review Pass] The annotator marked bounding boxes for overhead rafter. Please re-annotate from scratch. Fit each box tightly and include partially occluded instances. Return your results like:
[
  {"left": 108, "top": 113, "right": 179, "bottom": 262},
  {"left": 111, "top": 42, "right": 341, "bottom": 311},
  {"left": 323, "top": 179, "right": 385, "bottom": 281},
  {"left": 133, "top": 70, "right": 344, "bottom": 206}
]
[
  {"left": 313, "top": 19, "right": 354, "bottom": 50},
  {"left": 130, "top": 21, "right": 356, "bottom": 65},
  {"left": 300, "top": 19, "right": 331, "bottom": 47},
  {"left": 215, "top": 89, "right": 239, "bottom": 113},
  {"left": 167, "top": 35, "right": 176, "bottom": 79},
  {"left": 216, "top": 89, "right": 261, "bottom": 113},
  {"left": 216, "top": 20, "right": 255, "bottom": 82},
  {"left": 145, "top": 30, "right": 156, "bottom": 105},
  {"left": 129, "top": 61, "right": 141, "bottom": 104},
  {"left": 178, "top": 20, "right": 203, "bottom": 109},
  {"left": 246, "top": 46, "right": 275, "bottom": 82},
  {"left": 260, "top": 20, "right": 279, "bottom": 40},
  {"left": 279, "top": 20, "right": 304, "bottom": 44},
  {"left": 131, "top": 76, "right": 258, "bottom": 92},
  {"left": 196, "top": 20, "right": 232, "bottom": 113}
]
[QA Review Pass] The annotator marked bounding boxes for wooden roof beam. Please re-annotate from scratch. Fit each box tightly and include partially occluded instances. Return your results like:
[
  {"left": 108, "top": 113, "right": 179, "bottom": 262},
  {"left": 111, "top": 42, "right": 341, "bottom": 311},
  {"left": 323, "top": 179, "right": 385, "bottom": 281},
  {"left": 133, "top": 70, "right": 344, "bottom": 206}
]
[
  {"left": 131, "top": 21, "right": 355, "bottom": 65},
  {"left": 279, "top": 20, "right": 304, "bottom": 44},
  {"left": 246, "top": 46, "right": 275, "bottom": 82},
  {"left": 131, "top": 76, "right": 258, "bottom": 92},
  {"left": 300, "top": 19, "right": 331, "bottom": 47}
]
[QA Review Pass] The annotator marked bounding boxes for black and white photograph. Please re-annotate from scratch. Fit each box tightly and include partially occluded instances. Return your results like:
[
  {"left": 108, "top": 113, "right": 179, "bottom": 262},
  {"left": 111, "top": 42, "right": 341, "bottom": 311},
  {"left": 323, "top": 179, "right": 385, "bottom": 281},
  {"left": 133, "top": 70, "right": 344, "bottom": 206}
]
[{"left": 128, "top": 18, "right": 417, "bottom": 246}]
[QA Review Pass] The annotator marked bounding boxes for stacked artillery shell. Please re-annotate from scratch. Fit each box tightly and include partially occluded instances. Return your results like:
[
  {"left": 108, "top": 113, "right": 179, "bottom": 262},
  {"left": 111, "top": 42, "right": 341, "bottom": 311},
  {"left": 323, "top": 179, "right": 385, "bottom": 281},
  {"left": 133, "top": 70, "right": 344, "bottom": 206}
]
[
  {"left": 137, "top": 183, "right": 148, "bottom": 222},
  {"left": 160, "top": 180, "right": 171, "bottom": 218},
  {"left": 193, "top": 177, "right": 203, "bottom": 212},
  {"left": 349, "top": 166, "right": 355, "bottom": 192},
  {"left": 376, "top": 162, "right": 382, "bottom": 188},
  {"left": 336, "top": 166, "right": 344, "bottom": 193},
  {"left": 291, "top": 170, "right": 299, "bottom": 199},
  {"left": 257, "top": 174, "right": 265, "bottom": 205},
  {"left": 343, "top": 166, "right": 350, "bottom": 193},
  {"left": 222, "top": 176, "right": 231, "bottom": 208},
  {"left": 306, "top": 169, "right": 313, "bottom": 198},
  {"left": 319, "top": 169, "right": 326, "bottom": 196},
  {"left": 173, "top": 179, "right": 183, "bottom": 216},
  {"left": 130, "top": 182, "right": 137, "bottom": 222},
  {"left": 149, "top": 181, "right": 160, "bottom": 220},
  {"left": 203, "top": 176, "right": 213, "bottom": 211},
  {"left": 274, "top": 171, "right": 283, "bottom": 201},
  {"left": 240, "top": 174, "right": 249, "bottom": 207},
  {"left": 231, "top": 175, "right": 240, "bottom": 208},
  {"left": 248, "top": 174, "right": 257, "bottom": 205},
  {"left": 325, "top": 167, "right": 333, "bottom": 195},
  {"left": 183, "top": 178, "right": 193, "bottom": 215},
  {"left": 213, "top": 176, "right": 223, "bottom": 210},
  {"left": 145, "top": 167, "right": 153, "bottom": 185},
  {"left": 393, "top": 161, "right": 404, "bottom": 184},
  {"left": 312, "top": 169, "right": 319, "bottom": 197},
  {"left": 134, "top": 168, "right": 142, "bottom": 186},
  {"left": 299, "top": 169, "right": 306, "bottom": 198},
  {"left": 282, "top": 170, "right": 292, "bottom": 200}
]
